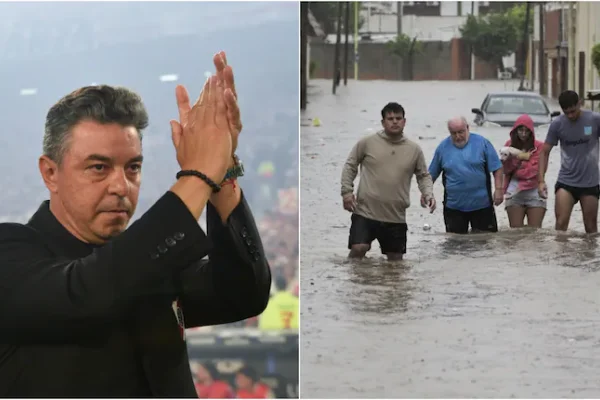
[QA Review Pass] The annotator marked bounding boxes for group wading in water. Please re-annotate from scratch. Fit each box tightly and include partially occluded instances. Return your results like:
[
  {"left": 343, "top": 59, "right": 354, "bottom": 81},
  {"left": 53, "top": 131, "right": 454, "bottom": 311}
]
[{"left": 340, "top": 90, "right": 600, "bottom": 261}]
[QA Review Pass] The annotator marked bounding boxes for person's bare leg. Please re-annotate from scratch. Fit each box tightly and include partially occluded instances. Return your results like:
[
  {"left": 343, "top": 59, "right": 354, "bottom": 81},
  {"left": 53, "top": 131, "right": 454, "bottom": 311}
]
[
  {"left": 348, "top": 244, "right": 370, "bottom": 259},
  {"left": 386, "top": 252, "right": 403, "bottom": 261},
  {"left": 579, "top": 195, "right": 599, "bottom": 233},
  {"left": 525, "top": 207, "right": 546, "bottom": 228},
  {"left": 555, "top": 189, "right": 576, "bottom": 231},
  {"left": 506, "top": 206, "right": 526, "bottom": 228}
]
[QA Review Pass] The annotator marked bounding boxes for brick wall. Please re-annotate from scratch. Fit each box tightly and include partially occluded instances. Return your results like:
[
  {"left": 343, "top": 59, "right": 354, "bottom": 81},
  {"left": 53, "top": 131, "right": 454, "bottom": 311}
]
[{"left": 309, "top": 38, "right": 497, "bottom": 81}]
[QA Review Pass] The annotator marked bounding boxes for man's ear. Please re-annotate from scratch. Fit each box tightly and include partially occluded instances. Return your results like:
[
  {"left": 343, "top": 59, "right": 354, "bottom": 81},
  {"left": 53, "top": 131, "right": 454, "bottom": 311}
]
[{"left": 39, "top": 155, "right": 60, "bottom": 194}]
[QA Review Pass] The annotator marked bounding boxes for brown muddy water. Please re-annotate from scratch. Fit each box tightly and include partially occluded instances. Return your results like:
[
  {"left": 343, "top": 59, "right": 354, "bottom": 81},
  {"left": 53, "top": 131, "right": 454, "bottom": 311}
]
[{"left": 300, "top": 79, "right": 600, "bottom": 398}]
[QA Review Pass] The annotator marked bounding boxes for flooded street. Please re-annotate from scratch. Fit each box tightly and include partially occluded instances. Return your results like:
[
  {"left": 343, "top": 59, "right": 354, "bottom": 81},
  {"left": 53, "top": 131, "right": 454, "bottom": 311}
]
[{"left": 300, "top": 79, "right": 600, "bottom": 398}]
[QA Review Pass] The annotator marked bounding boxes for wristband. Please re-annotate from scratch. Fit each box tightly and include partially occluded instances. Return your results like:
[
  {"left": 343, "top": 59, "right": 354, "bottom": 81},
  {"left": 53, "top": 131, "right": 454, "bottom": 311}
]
[{"left": 176, "top": 170, "right": 221, "bottom": 193}]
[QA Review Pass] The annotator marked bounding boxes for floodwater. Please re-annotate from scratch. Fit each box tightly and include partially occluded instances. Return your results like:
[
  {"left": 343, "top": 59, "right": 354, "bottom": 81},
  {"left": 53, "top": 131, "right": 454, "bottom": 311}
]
[{"left": 300, "top": 79, "right": 600, "bottom": 398}]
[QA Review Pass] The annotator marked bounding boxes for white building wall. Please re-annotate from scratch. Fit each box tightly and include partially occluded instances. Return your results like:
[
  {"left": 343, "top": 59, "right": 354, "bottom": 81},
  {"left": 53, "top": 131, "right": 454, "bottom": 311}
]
[
  {"left": 573, "top": 1, "right": 600, "bottom": 102},
  {"left": 359, "top": 1, "right": 479, "bottom": 39}
]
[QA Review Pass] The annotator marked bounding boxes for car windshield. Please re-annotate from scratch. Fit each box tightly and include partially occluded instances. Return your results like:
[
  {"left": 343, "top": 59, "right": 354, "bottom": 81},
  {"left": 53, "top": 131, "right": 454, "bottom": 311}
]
[{"left": 485, "top": 95, "right": 549, "bottom": 115}]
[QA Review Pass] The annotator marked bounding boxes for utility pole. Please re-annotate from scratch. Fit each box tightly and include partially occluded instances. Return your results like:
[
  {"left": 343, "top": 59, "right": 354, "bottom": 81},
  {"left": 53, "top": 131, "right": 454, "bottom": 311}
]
[
  {"left": 539, "top": 2, "right": 546, "bottom": 96},
  {"left": 568, "top": 1, "right": 576, "bottom": 90},
  {"left": 353, "top": 1, "right": 359, "bottom": 80},
  {"left": 332, "top": 2, "right": 343, "bottom": 94},
  {"left": 300, "top": 2, "right": 308, "bottom": 110},
  {"left": 396, "top": 2, "right": 403, "bottom": 36},
  {"left": 518, "top": 2, "right": 531, "bottom": 90},
  {"left": 469, "top": 1, "right": 476, "bottom": 80},
  {"left": 343, "top": 2, "right": 350, "bottom": 85}
]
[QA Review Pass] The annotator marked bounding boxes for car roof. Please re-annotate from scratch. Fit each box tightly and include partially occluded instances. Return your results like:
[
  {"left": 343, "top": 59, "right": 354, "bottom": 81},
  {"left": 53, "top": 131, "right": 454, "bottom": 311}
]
[{"left": 487, "top": 91, "right": 544, "bottom": 99}]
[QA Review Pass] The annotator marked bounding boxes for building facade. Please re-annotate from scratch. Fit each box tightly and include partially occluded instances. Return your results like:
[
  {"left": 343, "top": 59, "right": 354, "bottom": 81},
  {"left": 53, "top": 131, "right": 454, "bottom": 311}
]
[{"left": 569, "top": 1, "right": 600, "bottom": 106}]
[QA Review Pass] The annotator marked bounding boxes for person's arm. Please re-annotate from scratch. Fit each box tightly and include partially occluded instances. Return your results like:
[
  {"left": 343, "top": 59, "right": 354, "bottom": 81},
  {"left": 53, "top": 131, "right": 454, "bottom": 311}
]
[
  {"left": 208, "top": 157, "right": 242, "bottom": 222},
  {"left": 538, "top": 121, "right": 559, "bottom": 184},
  {"left": 414, "top": 146, "right": 434, "bottom": 198},
  {"left": 484, "top": 139, "right": 504, "bottom": 190},
  {"left": 493, "top": 168, "right": 504, "bottom": 191},
  {"left": 428, "top": 144, "right": 443, "bottom": 184},
  {"left": 178, "top": 189, "right": 272, "bottom": 327},
  {"left": 340, "top": 139, "right": 365, "bottom": 198},
  {"left": 0, "top": 186, "right": 213, "bottom": 344}
]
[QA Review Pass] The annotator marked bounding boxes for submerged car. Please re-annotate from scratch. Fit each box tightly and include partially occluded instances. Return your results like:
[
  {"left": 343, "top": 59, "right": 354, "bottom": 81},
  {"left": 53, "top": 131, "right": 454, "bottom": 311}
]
[{"left": 471, "top": 91, "right": 561, "bottom": 127}]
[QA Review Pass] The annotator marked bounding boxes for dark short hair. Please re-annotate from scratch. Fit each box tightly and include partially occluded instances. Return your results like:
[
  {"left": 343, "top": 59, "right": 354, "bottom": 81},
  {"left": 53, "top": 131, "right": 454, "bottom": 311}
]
[
  {"left": 43, "top": 85, "right": 150, "bottom": 164},
  {"left": 381, "top": 102, "right": 405, "bottom": 119},
  {"left": 558, "top": 90, "right": 579, "bottom": 110}
]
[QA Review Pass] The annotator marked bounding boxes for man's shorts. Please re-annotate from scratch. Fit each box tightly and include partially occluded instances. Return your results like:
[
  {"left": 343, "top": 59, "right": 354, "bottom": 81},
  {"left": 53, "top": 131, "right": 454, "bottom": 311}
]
[
  {"left": 348, "top": 213, "right": 407, "bottom": 254},
  {"left": 505, "top": 188, "right": 547, "bottom": 209},
  {"left": 443, "top": 206, "right": 498, "bottom": 234},
  {"left": 555, "top": 182, "right": 600, "bottom": 203}
]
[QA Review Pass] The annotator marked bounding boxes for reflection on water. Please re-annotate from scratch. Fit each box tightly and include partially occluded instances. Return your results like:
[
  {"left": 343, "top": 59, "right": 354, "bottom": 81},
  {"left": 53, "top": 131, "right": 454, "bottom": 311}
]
[
  {"left": 301, "top": 80, "right": 600, "bottom": 398},
  {"left": 345, "top": 260, "right": 413, "bottom": 315}
]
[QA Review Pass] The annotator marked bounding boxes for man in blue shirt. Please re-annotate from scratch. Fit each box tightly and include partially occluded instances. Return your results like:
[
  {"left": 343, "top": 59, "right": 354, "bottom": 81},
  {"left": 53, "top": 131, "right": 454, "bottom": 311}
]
[{"left": 429, "top": 116, "right": 504, "bottom": 234}]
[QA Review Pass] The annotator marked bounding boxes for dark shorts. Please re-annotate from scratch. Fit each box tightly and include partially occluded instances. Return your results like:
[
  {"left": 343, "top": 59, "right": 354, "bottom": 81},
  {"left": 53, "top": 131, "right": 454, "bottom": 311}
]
[
  {"left": 555, "top": 182, "right": 600, "bottom": 203},
  {"left": 348, "top": 213, "right": 408, "bottom": 254},
  {"left": 443, "top": 206, "right": 498, "bottom": 234}
]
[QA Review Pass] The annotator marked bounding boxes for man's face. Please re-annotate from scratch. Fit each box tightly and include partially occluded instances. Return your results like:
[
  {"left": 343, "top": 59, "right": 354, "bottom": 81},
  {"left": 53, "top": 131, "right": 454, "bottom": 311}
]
[
  {"left": 381, "top": 112, "right": 406, "bottom": 136},
  {"left": 562, "top": 102, "right": 581, "bottom": 121},
  {"left": 448, "top": 121, "right": 470, "bottom": 148},
  {"left": 40, "top": 120, "right": 142, "bottom": 244}
]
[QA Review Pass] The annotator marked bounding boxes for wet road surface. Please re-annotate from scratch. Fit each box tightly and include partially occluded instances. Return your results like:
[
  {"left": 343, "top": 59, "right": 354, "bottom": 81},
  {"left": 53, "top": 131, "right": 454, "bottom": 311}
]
[{"left": 300, "top": 79, "right": 600, "bottom": 398}]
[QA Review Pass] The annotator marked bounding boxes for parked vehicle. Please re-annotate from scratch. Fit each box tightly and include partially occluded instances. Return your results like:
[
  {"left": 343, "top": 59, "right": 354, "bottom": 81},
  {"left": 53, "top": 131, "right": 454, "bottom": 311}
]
[{"left": 471, "top": 91, "right": 560, "bottom": 127}]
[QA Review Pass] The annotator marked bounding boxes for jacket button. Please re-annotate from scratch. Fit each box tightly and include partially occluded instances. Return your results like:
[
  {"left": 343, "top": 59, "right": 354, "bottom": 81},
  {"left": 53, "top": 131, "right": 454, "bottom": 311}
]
[
  {"left": 157, "top": 245, "right": 168, "bottom": 254},
  {"left": 174, "top": 232, "right": 185, "bottom": 240},
  {"left": 165, "top": 237, "right": 177, "bottom": 247},
  {"left": 241, "top": 228, "right": 248, "bottom": 238},
  {"left": 150, "top": 252, "right": 160, "bottom": 260}
]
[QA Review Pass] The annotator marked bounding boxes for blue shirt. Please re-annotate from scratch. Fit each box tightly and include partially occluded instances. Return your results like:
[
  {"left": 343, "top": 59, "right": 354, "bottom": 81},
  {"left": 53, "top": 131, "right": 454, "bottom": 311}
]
[{"left": 428, "top": 133, "right": 502, "bottom": 212}]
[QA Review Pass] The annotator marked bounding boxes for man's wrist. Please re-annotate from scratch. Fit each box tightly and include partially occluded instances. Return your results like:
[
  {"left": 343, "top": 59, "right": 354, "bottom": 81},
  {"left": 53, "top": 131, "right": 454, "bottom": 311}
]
[{"left": 222, "top": 154, "right": 244, "bottom": 183}]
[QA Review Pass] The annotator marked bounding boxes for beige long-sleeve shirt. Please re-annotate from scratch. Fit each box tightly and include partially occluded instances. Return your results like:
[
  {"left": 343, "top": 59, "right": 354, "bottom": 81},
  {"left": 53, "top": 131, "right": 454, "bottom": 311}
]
[{"left": 340, "top": 130, "right": 434, "bottom": 223}]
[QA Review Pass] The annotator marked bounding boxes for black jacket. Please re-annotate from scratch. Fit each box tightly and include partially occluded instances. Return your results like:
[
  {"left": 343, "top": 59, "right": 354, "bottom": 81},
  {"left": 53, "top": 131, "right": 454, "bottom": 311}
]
[{"left": 0, "top": 190, "right": 272, "bottom": 397}]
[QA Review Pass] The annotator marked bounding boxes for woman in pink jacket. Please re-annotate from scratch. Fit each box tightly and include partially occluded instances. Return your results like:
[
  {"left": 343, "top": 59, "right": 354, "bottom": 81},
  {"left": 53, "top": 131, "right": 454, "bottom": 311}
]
[{"left": 502, "top": 114, "right": 547, "bottom": 228}]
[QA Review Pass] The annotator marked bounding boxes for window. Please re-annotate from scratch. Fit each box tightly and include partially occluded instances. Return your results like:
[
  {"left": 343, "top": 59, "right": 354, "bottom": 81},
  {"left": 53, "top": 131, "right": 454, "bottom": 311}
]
[{"left": 486, "top": 96, "right": 549, "bottom": 115}]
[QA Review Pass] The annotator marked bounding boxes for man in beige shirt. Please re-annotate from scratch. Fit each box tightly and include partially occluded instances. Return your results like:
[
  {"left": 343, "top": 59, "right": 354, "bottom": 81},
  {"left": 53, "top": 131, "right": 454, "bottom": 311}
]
[{"left": 341, "top": 102, "right": 435, "bottom": 261}]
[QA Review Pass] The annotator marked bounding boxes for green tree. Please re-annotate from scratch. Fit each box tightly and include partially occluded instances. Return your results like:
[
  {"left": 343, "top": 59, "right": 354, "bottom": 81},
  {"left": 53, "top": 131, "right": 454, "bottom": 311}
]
[
  {"left": 309, "top": 2, "right": 364, "bottom": 36},
  {"left": 507, "top": 4, "right": 534, "bottom": 42},
  {"left": 592, "top": 43, "right": 600, "bottom": 78},
  {"left": 387, "top": 33, "right": 423, "bottom": 80},
  {"left": 460, "top": 11, "right": 519, "bottom": 71}
]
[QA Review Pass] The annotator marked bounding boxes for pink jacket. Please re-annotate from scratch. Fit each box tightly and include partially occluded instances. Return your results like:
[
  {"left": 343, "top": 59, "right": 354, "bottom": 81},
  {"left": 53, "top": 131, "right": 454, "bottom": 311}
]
[{"left": 502, "top": 114, "right": 544, "bottom": 193}]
